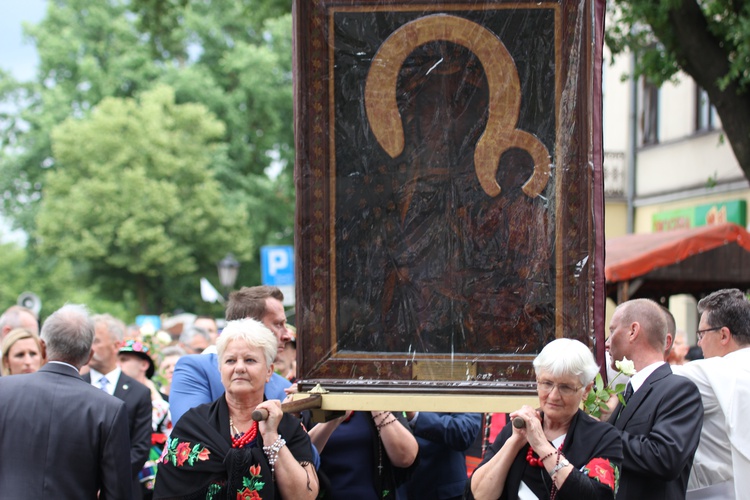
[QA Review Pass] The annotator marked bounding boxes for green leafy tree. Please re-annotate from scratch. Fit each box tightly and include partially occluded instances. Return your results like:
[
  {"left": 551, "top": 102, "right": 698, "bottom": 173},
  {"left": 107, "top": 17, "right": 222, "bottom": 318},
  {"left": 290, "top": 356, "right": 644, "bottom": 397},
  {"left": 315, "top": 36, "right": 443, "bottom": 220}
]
[
  {"left": 2, "top": 0, "right": 296, "bottom": 294},
  {"left": 36, "top": 85, "right": 253, "bottom": 313},
  {"left": 0, "top": 239, "right": 140, "bottom": 322},
  {"left": 0, "top": 240, "right": 32, "bottom": 309},
  {"left": 160, "top": 12, "right": 296, "bottom": 285},
  {"left": 606, "top": 0, "right": 750, "bottom": 178},
  {"left": 0, "top": 0, "right": 161, "bottom": 232}
]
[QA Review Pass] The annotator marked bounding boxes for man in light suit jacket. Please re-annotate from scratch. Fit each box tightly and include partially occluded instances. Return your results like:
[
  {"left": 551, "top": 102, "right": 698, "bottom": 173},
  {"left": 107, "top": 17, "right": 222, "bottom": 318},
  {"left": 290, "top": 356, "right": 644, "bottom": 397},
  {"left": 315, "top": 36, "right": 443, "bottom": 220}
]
[
  {"left": 170, "top": 285, "right": 293, "bottom": 424},
  {"left": 0, "top": 304, "right": 132, "bottom": 499},
  {"left": 85, "top": 313, "right": 151, "bottom": 500},
  {"left": 606, "top": 298, "right": 704, "bottom": 500}
]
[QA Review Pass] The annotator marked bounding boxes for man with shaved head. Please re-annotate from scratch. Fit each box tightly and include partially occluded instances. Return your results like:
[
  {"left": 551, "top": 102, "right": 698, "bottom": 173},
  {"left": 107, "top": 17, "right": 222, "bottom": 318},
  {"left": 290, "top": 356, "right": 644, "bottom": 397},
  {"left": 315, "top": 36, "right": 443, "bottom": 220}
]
[{"left": 606, "top": 298, "right": 703, "bottom": 500}]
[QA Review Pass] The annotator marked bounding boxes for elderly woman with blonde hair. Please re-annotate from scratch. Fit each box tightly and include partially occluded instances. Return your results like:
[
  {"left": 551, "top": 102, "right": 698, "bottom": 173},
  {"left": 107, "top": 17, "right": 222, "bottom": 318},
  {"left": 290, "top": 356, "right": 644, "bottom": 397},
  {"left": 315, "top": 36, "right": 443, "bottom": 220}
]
[
  {"left": 153, "top": 318, "right": 318, "bottom": 499},
  {"left": 468, "top": 338, "right": 623, "bottom": 500}
]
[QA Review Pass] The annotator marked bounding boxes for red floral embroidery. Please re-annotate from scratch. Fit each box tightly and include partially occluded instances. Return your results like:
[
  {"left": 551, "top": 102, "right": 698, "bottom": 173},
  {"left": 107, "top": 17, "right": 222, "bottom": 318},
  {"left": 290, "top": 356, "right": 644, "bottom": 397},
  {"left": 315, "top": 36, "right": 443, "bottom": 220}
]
[
  {"left": 159, "top": 438, "right": 211, "bottom": 467},
  {"left": 197, "top": 447, "right": 211, "bottom": 461},
  {"left": 175, "top": 442, "right": 192, "bottom": 466},
  {"left": 249, "top": 464, "right": 261, "bottom": 476},
  {"left": 584, "top": 457, "right": 617, "bottom": 491},
  {"left": 237, "top": 487, "right": 261, "bottom": 500}
]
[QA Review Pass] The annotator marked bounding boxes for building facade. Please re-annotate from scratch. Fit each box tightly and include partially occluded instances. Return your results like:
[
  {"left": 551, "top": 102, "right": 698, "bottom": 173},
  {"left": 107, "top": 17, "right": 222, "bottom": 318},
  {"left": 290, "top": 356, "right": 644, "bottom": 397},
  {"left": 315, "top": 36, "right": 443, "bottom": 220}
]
[{"left": 602, "top": 46, "right": 750, "bottom": 342}]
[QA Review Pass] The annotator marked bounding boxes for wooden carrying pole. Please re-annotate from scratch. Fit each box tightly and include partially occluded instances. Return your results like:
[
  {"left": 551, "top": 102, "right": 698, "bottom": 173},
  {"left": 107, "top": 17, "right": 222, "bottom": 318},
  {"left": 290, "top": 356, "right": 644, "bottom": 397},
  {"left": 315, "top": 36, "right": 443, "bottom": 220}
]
[{"left": 251, "top": 394, "right": 323, "bottom": 421}]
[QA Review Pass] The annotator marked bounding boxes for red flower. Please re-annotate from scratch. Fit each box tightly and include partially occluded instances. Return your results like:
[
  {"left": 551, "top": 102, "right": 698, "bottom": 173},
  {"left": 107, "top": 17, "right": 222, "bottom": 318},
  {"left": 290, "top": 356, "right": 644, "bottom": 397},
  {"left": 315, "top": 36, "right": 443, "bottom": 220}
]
[
  {"left": 237, "top": 487, "right": 261, "bottom": 500},
  {"left": 249, "top": 464, "right": 261, "bottom": 476},
  {"left": 197, "top": 447, "right": 211, "bottom": 461},
  {"left": 175, "top": 442, "right": 192, "bottom": 466},
  {"left": 585, "top": 457, "right": 616, "bottom": 491}
]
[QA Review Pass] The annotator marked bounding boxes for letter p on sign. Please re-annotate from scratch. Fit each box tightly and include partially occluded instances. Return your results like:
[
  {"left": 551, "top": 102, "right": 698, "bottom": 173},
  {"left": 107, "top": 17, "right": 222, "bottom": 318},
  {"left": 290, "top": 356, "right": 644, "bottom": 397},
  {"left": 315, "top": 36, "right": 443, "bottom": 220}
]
[
  {"left": 269, "top": 250, "right": 288, "bottom": 275},
  {"left": 261, "top": 246, "right": 295, "bottom": 286}
]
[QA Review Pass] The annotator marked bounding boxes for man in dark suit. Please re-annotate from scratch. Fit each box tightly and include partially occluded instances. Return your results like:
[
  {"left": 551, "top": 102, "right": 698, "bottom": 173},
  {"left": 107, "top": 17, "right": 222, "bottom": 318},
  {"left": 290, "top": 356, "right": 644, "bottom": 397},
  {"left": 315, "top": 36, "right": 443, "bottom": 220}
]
[
  {"left": 85, "top": 313, "right": 151, "bottom": 500},
  {"left": 606, "top": 298, "right": 703, "bottom": 500},
  {"left": 0, "top": 304, "right": 132, "bottom": 499}
]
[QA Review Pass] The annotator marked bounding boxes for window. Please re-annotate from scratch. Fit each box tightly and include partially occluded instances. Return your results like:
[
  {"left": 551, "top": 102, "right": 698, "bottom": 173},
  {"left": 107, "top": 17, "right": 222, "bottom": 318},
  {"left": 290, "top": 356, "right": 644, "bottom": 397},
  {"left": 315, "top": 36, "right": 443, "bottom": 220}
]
[
  {"left": 642, "top": 80, "right": 659, "bottom": 145},
  {"left": 695, "top": 86, "right": 717, "bottom": 132}
]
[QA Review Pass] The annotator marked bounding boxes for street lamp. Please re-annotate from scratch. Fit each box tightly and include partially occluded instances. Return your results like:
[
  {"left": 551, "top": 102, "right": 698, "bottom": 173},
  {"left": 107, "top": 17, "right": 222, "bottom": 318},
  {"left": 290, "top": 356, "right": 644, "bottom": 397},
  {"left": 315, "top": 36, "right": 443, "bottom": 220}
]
[{"left": 217, "top": 253, "right": 240, "bottom": 298}]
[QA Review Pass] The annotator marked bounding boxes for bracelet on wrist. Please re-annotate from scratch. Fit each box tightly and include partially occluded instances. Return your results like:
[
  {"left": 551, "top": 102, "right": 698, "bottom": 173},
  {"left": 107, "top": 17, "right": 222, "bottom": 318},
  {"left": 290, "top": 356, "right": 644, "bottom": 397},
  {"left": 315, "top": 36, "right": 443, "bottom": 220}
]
[
  {"left": 376, "top": 416, "right": 399, "bottom": 431},
  {"left": 539, "top": 450, "right": 557, "bottom": 463},
  {"left": 262, "top": 436, "right": 287, "bottom": 477},
  {"left": 372, "top": 411, "right": 391, "bottom": 426}
]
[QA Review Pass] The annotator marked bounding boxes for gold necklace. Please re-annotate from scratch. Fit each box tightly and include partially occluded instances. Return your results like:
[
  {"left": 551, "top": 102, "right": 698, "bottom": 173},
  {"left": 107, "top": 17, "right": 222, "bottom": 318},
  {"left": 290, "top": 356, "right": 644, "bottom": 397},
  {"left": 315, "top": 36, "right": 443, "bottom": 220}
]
[{"left": 229, "top": 416, "right": 243, "bottom": 438}]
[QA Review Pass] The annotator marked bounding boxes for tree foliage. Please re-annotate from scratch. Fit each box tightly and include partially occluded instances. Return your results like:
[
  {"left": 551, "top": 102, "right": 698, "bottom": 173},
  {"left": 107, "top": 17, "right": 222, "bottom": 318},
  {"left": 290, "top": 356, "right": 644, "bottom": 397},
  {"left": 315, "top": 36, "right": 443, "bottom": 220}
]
[
  {"left": 36, "top": 85, "right": 253, "bottom": 313},
  {"left": 0, "top": 240, "right": 140, "bottom": 321},
  {"left": 0, "top": 0, "right": 161, "bottom": 231},
  {"left": 1, "top": 0, "right": 296, "bottom": 314},
  {"left": 606, "top": 0, "right": 750, "bottom": 178}
]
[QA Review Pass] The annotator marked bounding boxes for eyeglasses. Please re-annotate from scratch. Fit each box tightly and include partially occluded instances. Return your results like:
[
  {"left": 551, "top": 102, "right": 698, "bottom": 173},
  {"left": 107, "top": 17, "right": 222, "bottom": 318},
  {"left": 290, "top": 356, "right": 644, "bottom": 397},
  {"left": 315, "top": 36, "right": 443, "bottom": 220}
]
[
  {"left": 696, "top": 326, "right": 723, "bottom": 341},
  {"left": 536, "top": 381, "right": 582, "bottom": 397}
]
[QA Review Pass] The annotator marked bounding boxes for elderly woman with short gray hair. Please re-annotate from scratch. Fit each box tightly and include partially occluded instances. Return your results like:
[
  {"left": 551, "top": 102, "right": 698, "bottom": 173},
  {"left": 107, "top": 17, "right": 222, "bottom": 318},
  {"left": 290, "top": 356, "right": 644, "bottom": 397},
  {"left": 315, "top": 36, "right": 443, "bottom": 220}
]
[
  {"left": 154, "top": 318, "right": 318, "bottom": 499},
  {"left": 468, "top": 338, "right": 623, "bottom": 500}
]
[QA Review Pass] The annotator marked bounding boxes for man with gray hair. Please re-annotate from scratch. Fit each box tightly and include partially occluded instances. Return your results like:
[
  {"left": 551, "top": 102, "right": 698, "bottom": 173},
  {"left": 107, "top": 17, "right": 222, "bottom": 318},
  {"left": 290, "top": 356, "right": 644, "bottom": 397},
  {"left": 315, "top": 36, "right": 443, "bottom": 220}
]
[
  {"left": 179, "top": 324, "right": 211, "bottom": 354},
  {"left": 672, "top": 288, "right": 750, "bottom": 499},
  {"left": 0, "top": 304, "right": 39, "bottom": 339},
  {"left": 84, "top": 313, "right": 151, "bottom": 500},
  {"left": 0, "top": 304, "right": 132, "bottom": 499}
]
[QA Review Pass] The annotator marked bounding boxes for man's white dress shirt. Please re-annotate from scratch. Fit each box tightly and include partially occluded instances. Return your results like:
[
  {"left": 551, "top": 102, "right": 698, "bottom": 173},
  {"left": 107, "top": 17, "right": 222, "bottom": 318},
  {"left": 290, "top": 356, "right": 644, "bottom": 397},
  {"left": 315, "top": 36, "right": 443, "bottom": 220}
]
[{"left": 673, "top": 347, "right": 750, "bottom": 500}]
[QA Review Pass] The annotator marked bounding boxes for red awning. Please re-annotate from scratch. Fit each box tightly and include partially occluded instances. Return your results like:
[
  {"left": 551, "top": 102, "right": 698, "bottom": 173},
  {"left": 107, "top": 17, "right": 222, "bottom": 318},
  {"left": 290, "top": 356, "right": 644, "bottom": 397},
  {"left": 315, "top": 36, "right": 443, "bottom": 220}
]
[{"left": 605, "top": 223, "right": 750, "bottom": 283}]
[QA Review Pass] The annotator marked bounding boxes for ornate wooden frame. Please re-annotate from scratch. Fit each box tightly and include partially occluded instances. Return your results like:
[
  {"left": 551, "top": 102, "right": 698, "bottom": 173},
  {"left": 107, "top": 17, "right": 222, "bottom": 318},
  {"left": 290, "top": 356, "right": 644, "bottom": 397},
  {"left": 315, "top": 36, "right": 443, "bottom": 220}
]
[{"left": 294, "top": 0, "right": 602, "bottom": 394}]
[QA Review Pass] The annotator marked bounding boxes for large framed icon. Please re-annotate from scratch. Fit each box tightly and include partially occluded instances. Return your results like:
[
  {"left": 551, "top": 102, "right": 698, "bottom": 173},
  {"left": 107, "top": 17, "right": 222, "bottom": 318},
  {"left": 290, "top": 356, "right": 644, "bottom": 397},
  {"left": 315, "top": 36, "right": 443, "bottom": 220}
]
[{"left": 294, "top": 0, "right": 605, "bottom": 394}]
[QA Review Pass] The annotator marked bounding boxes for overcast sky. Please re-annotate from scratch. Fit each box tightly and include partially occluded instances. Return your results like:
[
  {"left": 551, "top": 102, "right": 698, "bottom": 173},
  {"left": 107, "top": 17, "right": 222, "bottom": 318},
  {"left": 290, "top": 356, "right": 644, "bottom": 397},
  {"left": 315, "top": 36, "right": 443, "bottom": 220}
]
[
  {"left": 0, "top": 0, "right": 47, "bottom": 81},
  {"left": 0, "top": 0, "right": 46, "bottom": 243}
]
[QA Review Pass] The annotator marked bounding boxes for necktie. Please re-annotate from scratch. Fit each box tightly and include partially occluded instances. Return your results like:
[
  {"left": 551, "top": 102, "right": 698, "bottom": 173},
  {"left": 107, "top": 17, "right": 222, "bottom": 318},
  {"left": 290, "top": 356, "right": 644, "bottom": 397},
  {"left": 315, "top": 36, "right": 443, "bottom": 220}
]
[
  {"left": 616, "top": 382, "right": 634, "bottom": 422},
  {"left": 99, "top": 376, "right": 109, "bottom": 393},
  {"left": 623, "top": 382, "right": 634, "bottom": 403}
]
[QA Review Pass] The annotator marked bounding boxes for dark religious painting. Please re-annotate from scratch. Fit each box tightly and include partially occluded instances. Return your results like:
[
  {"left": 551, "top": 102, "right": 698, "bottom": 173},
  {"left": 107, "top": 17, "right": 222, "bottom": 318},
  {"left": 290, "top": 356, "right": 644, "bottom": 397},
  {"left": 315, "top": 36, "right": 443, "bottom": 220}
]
[{"left": 294, "top": 0, "right": 605, "bottom": 394}]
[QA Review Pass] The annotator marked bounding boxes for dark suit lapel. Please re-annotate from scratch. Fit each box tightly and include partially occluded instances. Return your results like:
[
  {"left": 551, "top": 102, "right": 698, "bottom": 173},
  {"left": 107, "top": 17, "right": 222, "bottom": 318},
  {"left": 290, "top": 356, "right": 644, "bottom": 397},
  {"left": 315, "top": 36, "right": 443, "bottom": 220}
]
[
  {"left": 613, "top": 384, "right": 652, "bottom": 428},
  {"left": 612, "top": 363, "right": 671, "bottom": 429},
  {"left": 113, "top": 373, "right": 133, "bottom": 400}
]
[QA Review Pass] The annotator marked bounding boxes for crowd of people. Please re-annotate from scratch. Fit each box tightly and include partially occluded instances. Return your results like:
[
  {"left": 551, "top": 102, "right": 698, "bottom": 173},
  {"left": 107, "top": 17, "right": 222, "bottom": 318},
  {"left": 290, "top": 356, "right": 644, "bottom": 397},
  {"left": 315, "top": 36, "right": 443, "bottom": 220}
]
[{"left": 0, "top": 287, "right": 748, "bottom": 499}]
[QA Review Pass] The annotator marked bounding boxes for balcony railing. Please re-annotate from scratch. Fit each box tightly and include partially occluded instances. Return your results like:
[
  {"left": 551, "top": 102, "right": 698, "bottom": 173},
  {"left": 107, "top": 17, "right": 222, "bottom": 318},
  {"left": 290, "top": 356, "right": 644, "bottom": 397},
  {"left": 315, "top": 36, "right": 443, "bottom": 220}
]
[{"left": 603, "top": 151, "right": 627, "bottom": 199}]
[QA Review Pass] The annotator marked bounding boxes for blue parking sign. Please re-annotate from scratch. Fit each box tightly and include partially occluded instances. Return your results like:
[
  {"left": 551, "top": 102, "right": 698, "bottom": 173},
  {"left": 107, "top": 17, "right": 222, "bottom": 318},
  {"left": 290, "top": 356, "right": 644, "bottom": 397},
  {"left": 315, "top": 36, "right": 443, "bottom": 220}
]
[{"left": 261, "top": 246, "right": 295, "bottom": 286}]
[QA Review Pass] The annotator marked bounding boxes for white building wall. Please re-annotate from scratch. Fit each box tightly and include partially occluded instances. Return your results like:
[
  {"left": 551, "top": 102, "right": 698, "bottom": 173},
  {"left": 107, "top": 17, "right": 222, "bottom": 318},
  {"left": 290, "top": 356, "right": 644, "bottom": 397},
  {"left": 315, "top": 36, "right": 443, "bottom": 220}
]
[
  {"left": 658, "top": 76, "right": 695, "bottom": 142},
  {"left": 602, "top": 46, "right": 630, "bottom": 154},
  {"left": 637, "top": 131, "right": 744, "bottom": 198}
]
